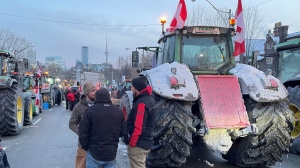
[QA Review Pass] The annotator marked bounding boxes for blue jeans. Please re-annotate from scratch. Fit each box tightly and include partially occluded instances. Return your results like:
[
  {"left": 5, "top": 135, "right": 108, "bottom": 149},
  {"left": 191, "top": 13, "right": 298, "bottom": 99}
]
[{"left": 86, "top": 151, "right": 116, "bottom": 168}]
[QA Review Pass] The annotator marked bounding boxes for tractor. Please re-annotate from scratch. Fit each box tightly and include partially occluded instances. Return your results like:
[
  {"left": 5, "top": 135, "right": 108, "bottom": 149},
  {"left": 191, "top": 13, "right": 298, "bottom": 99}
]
[
  {"left": 39, "top": 73, "right": 61, "bottom": 108},
  {"left": 120, "top": 26, "right": 294, "bottom": 167},
  {"left": 275, "top": 37, "right": 300, "bottom": 154},
  {"left": 22, "top": 72, "right": 43, "bottom": 125},
  {"left": 0, "top": 50, "right": 29, "bottom": 135}
]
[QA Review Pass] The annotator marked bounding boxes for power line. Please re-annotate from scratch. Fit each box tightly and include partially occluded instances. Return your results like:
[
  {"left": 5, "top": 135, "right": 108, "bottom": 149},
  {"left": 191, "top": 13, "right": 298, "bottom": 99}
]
[
  {"left": 0, "top": 12, "right": 161, "bottom": 27},
  {"left": 244, "top": 0, "right": 272, "bottom": 11},
  {"left": 0, "top": 0, "right": 272, "bottom": 26}
]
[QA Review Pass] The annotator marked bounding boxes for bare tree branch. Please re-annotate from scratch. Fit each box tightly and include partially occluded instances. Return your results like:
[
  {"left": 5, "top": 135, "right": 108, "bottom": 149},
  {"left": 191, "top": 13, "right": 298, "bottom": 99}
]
[{"left": 0, "top": 28, "right": 34, "bottom": 59}]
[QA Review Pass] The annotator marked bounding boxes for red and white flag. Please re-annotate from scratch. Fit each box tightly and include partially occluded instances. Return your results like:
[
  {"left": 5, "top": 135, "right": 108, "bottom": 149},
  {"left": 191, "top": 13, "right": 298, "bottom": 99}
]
[
  {"left": 35, "top": 82, "right": 40, "bottom": 106},
  {"left": 233, "top": 0, "right": 246, "bottom": 56},
  {"left": 166, "top": 0, "right": 187, "bottom": 33},
  {"left": 37, "top": 67, "right": 42, "bottom": 78}
]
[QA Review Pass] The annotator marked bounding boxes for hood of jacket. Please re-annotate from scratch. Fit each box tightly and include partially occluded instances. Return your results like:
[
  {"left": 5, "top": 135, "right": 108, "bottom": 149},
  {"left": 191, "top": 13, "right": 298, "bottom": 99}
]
[
  {"left": 133, "top": 86, "right": 152, "bottom": 102},
  {"left": 95, "top": 87, "right": 112, "bottom": 104}
]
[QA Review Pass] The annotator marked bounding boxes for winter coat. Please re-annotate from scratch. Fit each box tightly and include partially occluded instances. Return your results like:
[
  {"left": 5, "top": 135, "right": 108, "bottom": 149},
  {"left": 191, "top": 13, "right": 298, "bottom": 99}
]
[
  {"left": 0, "top": 147, "right": 9, "bottom": 168},
  {"left": 69, "top": 95, "right": 90, "bottom": 146},
  {"left": 79, "top": 88, "right": 127, "bottom": 161},
  {"left": 127, "top": 86, "right": 156, "bottom": 150}
]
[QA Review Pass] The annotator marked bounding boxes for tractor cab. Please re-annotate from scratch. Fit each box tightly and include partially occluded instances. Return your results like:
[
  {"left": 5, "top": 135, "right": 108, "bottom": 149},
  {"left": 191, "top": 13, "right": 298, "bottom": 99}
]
[
  {"left": 157, "top": 26, "right": 236, "bottom": 75},
  {"left": 131, "top": 26, "right": 236, "bottom": 75}
]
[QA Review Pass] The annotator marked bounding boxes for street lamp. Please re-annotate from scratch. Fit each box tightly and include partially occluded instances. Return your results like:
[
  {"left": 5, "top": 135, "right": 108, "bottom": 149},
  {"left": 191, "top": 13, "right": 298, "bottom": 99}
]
[{"left": 160, "top": 16, "right": 167, "bottom": 34}]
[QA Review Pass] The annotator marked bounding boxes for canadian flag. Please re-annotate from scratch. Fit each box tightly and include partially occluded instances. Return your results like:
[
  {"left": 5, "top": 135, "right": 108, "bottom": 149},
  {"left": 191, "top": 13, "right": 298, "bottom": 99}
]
[
  {"left": 166, "top": 0, "right": 187, "bottom": 33},
  {"left": 233, "top": 0, "right": 246, "bottom": 56},
  {"left": 35, "top": 81, "right": 40, "bottom": 106},
  {"left": 37, "top": 67, "right": 42, "bottom": 78}
]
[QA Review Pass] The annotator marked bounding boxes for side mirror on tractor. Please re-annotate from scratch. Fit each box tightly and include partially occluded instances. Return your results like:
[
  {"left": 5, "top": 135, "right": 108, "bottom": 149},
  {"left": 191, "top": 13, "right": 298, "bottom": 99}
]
[
  {"left": 132, "top": 51, "right": 139, "bottom": 68},
  {"left": 23, "top": 58, "right": 29, "bottom": 69}
]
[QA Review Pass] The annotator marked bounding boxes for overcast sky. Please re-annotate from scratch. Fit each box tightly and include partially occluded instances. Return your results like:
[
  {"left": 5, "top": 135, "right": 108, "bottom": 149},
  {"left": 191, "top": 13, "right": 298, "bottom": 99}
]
[{"left": 0, "top": 0, "right": 299, "bottom": 68}]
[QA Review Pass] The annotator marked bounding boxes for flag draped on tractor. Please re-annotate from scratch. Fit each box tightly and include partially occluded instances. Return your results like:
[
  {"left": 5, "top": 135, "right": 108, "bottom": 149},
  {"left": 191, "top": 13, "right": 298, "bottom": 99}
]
[
  {"left": 166, "top": 0, "right": 187, "bottom": 33},
  {"left": 37, "top": 67, "right": 42, "bottom": 78},
  {"left": 233, "top": 0, "right": 246, "bottom": 56},
  {"left": 36, "top": 67, "right": 41, "bottom": 106}
]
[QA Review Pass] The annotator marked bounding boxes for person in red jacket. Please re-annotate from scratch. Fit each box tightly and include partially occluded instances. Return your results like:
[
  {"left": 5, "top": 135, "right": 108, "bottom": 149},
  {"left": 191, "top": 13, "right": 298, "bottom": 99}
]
[{"left": 125, "top": 76, "right": 156, "bottom": 168}]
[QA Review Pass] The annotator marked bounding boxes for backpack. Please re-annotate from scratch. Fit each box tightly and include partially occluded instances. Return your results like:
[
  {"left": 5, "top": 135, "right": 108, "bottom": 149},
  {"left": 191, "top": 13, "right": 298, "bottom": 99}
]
[{"left": 67, "top": 93, "right": 75, "bottom": 102}]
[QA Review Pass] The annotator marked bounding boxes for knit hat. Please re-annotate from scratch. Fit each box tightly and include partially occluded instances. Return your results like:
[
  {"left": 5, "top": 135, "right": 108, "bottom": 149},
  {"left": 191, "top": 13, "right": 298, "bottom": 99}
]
[
  {"left": 131, "top": 76, "right": 148, "bottom": 92},
  {"left": 83, "top": 82, "right": 96, "bottom": 96}
]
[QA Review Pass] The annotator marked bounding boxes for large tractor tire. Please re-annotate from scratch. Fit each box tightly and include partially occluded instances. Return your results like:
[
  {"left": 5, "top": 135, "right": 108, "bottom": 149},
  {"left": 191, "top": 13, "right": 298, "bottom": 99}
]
[
  {"left": 0, "top": 84, "right": 24, "bottom": 135},
  {"left": 287, "top": 85, "right": 300, "bottom": 155},
  {"left": 146, "top": 99, "right": 194, "bottom": 167},
  {"left": 223, "top": 96, "right": 294, "bottom": 167},
  {"left": 23, "top": 97, "right": 33, "bottom": 125}
]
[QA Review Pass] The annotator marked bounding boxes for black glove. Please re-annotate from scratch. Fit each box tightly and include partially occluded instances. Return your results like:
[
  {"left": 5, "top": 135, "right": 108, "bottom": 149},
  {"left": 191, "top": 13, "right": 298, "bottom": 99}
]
[{"left": 122, "top": 134, "right": 129, "bottom": 145}]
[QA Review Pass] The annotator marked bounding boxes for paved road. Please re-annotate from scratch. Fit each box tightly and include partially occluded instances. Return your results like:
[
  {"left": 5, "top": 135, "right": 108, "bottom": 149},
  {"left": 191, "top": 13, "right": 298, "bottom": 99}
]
[{"left": 1, "top": 102, "right": 299, "bottom": 168}]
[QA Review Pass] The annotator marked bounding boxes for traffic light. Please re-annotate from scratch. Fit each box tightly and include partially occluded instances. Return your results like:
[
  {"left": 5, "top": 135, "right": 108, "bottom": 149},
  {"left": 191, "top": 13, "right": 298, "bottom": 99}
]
[{"left": 106, "top": 81, "right": 109, "bottom": 84}]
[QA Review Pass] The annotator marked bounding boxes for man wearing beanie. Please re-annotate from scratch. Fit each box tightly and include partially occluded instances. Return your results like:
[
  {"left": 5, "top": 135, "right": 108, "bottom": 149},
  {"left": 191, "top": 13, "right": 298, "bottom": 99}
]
[
  {"left": 69, "top": 82, "right": 96, "bottom": 168},
  {"left": 125, "top": 76, "right": 156, "bottom": 168},
  {"left": 79, "top": 87, "right": 126, "bottom": 167}
]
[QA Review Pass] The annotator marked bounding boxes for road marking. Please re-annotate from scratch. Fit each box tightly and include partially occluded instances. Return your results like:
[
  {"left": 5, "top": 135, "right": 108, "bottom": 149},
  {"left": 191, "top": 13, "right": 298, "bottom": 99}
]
[
  {"left": 33, "top": 118, "right": 42, "bottom": 125},
  {"left": 49, "top": 108, "right": 53, "bottom": 111},
  {"left": 3, "top": 147, "right": 7, "bottom": 150}
]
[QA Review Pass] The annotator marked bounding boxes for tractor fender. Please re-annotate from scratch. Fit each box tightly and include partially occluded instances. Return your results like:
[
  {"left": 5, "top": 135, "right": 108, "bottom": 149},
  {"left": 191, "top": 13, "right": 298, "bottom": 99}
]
[
  {"left": 283, "top": 74, "right": 300, "bottom": 88},
  {"left": 229, "top": 64, "right": 288, "bottom": 102},
  {"left": 140, "top": 62, "right": 199, "bottom": 101}
]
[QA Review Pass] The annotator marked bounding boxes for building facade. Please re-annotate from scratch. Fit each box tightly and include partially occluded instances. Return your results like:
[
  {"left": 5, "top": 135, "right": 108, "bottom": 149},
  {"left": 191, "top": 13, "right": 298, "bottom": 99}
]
[
  {"left": 257, "top": 22, "right": 289, "bottom": 75},
  {"left": 45, "top": 56, "right": 66, "bottom": 69},
  {"left": 81, "top": 46, "right": 89, "bottom": 67},
  {"left": 27, "top": 49, "right": 36, "bottom": 66}
]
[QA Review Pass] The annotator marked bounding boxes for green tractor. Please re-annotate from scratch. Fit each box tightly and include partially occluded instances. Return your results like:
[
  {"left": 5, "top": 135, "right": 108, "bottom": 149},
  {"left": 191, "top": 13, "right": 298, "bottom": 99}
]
[
  {"left": 40, "top": 73, "right": 56, "bottom": 108},
  {"left": 120, "top": 26, "right": 295, "bottom": 167},
  {"left": 275, "top": 37, "right": 300, "bottom": 154},
  {"left": 0, "top": 50, "right": 29, "bottom": 135},
  {"left": 21, "top": 73, "right": 42, "bottom": 125}
]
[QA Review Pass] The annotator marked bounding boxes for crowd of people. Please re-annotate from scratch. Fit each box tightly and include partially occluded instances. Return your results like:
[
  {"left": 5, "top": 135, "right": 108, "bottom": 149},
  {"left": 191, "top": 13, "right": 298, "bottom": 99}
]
[{"left": 68, "top": 76, "right": 156, "bottom": 168}]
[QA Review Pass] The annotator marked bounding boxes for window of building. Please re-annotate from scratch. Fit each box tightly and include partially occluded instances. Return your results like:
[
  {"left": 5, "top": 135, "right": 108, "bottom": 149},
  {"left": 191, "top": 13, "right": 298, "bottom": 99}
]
[
  {"left": 266, "top": 43, "right": 273, "bottom": 49},
  {"left": 266, "top": 57, "right": 273, "bottom": 64}
]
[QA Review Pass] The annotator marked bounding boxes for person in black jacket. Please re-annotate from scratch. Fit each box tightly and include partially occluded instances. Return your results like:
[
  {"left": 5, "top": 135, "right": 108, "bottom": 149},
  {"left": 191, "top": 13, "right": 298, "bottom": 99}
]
[
  {"left": 79, "top": 87, "right": 126, "bottom": 168},
  {"left": 0, "top": 136, "right": 10, "bottom": 168},
  {"left": 125, "top": 76, "right": 156, "bottom": 168}
]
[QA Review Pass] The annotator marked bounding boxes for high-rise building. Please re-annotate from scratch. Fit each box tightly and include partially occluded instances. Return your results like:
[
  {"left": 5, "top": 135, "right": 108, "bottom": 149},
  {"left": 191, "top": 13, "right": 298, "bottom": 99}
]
[
  {"left": 81, "top": 46, "right": 89, "bottom": 67},
  {"left": 27, "top": 49, "right": 36, "bottom": 66},
  {"left": 45, "top": 56, "right": 66, "bottom": 70}
]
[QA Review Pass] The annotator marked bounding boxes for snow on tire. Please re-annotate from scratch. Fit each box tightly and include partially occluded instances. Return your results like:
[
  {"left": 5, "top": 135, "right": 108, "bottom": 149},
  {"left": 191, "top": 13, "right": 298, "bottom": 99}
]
[
  {"left": 146, "top": 99, "right": 193, "bottom": 167},
  {"left": 223, "top": 96, "right": 294, "bottom": 167}
]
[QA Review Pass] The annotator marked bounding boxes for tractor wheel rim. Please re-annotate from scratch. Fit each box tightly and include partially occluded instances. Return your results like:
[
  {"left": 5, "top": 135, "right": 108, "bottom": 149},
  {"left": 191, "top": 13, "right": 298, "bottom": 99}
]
[
  {"left": 30, "top": 101, "right": 33, "bottom": 120},
  {"left": 289, "top": 103, "right": 300, "bottom": 139},
  {"left": 17, "top": 96, "right": 23, "bottom": 123}
]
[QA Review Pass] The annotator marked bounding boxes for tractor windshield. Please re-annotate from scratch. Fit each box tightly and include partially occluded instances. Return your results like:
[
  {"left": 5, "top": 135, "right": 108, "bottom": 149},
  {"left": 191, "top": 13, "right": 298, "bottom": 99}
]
[
  {"left": 278, "top": 48, "right": 300, "bottom": 83},
  {"left": 41, "top": 76, "right": 55, "bottom": 85},
  {"left": 22, "top": 77, "right": 30, "bottom": 90},
  {"left": 182, "top": 35, "right": 229, "bottom": 71}
]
